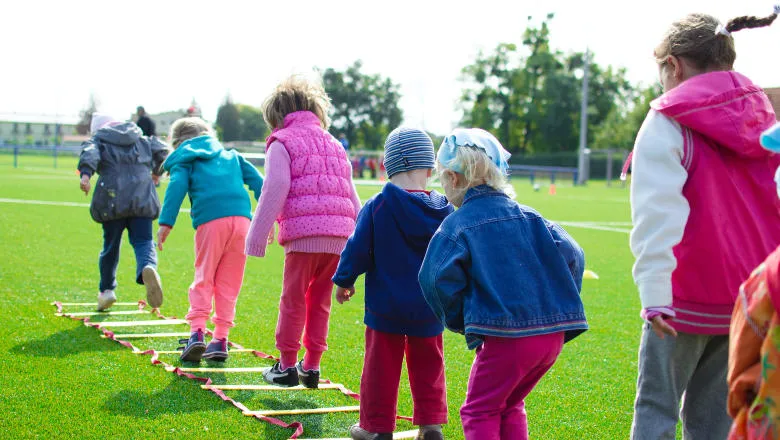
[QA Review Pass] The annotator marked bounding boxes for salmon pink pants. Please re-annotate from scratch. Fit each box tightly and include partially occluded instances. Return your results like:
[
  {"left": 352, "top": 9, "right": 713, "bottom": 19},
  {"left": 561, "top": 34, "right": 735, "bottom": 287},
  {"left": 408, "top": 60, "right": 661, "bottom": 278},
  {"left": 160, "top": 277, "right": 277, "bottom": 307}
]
[{"left": 186, "top": 216, "right": 249, "bottom": 340}]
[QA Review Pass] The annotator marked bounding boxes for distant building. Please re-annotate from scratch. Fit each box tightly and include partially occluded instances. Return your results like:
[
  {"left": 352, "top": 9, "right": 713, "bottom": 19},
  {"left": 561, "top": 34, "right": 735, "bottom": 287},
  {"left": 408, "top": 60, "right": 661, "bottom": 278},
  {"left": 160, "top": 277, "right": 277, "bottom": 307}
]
[
  {"left": 134, "top": 99, "right": 205, "bottom": 138},
  {"left": 766, "top": 88, "right": 780, "bottom": 115},
  {"left": 0, "top": 114, "right": 79, "bottom": 146}
]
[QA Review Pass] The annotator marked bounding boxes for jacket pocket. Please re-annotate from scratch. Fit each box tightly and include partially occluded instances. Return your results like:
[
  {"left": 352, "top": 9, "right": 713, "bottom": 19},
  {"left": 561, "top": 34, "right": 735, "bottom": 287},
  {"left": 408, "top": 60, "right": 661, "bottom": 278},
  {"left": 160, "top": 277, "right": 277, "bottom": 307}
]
[{"left": 90, "top": 176, "right": 119, "bottom": 222}]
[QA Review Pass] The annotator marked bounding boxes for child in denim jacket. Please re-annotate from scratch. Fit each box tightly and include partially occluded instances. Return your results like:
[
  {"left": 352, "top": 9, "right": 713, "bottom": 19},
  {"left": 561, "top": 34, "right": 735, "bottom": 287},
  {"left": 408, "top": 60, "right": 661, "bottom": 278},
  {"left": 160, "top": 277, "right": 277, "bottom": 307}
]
[{"left": 419, "top": 128, "right": 588, "bottom": 440}]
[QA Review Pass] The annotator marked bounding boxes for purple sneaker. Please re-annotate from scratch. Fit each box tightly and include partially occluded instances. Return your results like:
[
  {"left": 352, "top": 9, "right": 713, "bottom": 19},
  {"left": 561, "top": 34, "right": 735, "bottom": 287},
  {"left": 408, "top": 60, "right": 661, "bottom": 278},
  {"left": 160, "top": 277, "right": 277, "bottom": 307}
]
[
  {"left": 203, "top": 338, "right": 229, "bottom": 362},
  {"left": 178, "top": 330, "right": 206, "bottom": 362}
]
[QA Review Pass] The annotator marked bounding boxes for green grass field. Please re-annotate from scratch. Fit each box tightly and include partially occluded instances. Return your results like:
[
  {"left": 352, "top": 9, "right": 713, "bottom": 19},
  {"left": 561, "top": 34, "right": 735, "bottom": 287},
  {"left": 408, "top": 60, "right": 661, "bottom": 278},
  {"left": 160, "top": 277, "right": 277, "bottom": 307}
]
[{"left": 0, "top": 154, "right": 639, "bottom": 439}]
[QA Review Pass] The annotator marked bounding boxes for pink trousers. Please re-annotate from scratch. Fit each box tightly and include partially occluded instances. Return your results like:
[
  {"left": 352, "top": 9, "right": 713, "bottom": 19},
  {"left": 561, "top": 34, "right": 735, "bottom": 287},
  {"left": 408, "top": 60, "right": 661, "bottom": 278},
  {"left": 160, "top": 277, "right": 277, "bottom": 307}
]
[
  {"left": 461, "top": 332, "right": 564, "bottom": 440},
  {"left": 186, "top": 216, "right": 249, "bottom": 340},
  {"left": 276, "top": 252, "right": 340, "bottom": 370}
]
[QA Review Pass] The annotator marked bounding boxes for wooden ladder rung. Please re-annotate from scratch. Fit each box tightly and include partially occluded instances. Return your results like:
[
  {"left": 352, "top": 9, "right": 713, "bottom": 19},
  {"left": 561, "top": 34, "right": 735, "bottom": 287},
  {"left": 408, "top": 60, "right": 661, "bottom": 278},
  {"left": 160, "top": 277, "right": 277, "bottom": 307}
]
[
  {"left": 243, "top": 405, "right": 360, "bottom": 416},
  {"left": 166, "top": 366, "right": 268, "bottom": 373},
  {"left": 147, "top": 348, "right": 255, "bottom": 355},
  {"left": 57, "top": 310, "right": 150, "bottom": 317},
  {"left": 298, "top": 430, "right": 420, "bottom": 440},
  {"left": 54, "top": 302, "right": 141, "bottom": 306},
  {"left": 202, "top": 383, "right": 342, "bottom": 391},
  {"left": 103, "top": 332, "right": 190, "bottom": 339},
  {"left": 93, "top": 319, "right": 187, "bottom": 328}
]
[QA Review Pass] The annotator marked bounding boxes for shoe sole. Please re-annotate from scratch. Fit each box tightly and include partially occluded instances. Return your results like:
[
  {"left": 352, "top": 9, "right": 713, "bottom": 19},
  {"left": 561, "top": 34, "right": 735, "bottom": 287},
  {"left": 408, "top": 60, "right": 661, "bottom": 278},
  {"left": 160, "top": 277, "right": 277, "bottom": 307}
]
[
  {"left": 180, "top": 343, "right": 206, "bottom": 362},
  {"left": 203, "top": 351, "right": 228, "bottom": 362},
  {"left": 142, "top": 267, "right": 163, "bottom": 308},
  {"left": 97, "top": 296, "right": 116, "bottom": 312}
]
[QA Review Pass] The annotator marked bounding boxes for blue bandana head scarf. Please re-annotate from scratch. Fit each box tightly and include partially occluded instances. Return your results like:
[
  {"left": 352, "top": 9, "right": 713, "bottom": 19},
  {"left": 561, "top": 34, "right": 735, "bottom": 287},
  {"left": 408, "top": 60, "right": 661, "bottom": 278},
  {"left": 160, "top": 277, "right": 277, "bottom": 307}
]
[{"left": 437, "top": 128, "right": 511, "bottom": 175}]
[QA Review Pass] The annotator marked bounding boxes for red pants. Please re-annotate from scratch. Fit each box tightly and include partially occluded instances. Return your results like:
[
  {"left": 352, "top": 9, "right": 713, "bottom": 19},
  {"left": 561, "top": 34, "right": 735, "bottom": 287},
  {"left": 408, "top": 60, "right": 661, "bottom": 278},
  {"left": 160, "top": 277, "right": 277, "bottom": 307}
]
[
  {"left": 461, "top": 333, "right": 564, "bottom": 440},
  {"left": 359, "top": 327, "right": 448, "bottom": 433},
  {"left": 275, "top": 252, "right": 339, "bottom": 368}
]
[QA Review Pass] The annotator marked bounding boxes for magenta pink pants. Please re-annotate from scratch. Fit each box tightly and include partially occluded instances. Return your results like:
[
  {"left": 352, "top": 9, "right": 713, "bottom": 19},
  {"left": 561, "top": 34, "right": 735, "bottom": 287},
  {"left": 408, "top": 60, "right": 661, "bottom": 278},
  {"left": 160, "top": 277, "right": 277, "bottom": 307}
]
[
  {"left": 275, "top": 252, "right": 340, "bottom": 369},
  {"left": 186, "top": 216, "right": 249, "bottom": 340},
  {"left": 461, "top": 333, "right": 564, "bottom": 440}
]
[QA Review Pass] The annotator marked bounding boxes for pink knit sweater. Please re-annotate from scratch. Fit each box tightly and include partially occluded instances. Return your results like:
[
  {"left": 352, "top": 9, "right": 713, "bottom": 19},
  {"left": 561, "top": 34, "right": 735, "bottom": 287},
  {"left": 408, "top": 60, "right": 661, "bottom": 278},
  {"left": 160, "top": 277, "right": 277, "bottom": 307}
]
[{"left": 245, "top": 140, "right": 362, "bottom": 257}]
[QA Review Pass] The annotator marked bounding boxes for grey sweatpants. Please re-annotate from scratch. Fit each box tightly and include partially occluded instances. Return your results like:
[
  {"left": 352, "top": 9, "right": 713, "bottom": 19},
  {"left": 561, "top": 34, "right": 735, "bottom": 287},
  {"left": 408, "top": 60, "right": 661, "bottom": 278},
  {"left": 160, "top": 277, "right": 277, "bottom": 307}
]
[{"left": 630, "top": 323, "right": 731, "bottom": 440}]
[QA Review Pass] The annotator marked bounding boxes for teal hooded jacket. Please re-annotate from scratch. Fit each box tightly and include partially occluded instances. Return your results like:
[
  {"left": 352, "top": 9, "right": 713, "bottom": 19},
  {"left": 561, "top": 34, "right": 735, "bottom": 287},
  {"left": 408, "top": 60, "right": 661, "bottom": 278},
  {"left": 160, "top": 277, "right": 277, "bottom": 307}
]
[{"left": 159, "top": 135, "right": 263, "bottom": 229}]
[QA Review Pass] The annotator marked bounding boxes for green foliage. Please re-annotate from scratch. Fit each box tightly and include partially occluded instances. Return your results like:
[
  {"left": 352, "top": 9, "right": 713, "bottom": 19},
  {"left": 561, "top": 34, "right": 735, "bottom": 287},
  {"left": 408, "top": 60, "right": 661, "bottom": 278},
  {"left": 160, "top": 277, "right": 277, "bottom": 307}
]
[
  {"left": 593, "top": 84, "right": 663, "bottom": 150},
  {"left": 459, "top": 14, "right": 638, "bottom": 154},
  {"left": 321, "top": 61, "right": 403, "bottom": 149},
  {"left": 236, "top": 104, "right": 268, "bottom": 142},
  {"left": 215, "top": 96, "right": 241, "bottom": 142},
  {"left": 76, "top": 94, "right": 99, "bottom": 135}
]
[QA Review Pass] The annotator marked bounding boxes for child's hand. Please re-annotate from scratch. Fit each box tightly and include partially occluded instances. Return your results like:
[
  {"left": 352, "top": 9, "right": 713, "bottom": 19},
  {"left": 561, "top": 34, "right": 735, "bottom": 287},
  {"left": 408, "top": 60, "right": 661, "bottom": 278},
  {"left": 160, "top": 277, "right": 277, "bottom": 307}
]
[
  {"left": 650, "top": 315, "right": 678, "bottom": 339},
  {"left": 157, "top": 226, "right": 172, "bottom": 251},
  {"left": 80, "top": 175, "right": 90, "bottom": 195},
  {"left": 335, "top": 286, "right": 355, "bottom": 304},
  {"left": 267, "top": 227, "right": 275, "bottom": 245}
]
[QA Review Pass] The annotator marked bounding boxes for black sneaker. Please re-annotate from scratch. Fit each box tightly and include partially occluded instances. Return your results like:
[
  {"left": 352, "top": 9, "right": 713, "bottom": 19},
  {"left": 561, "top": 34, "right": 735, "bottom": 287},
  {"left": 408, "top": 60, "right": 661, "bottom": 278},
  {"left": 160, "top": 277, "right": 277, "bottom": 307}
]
[
  {"left": 178, "top": 330, "right": 206, "bottom": 362},
  {"left": 262, "top": 362, "right": 299, "bottom": 387},
  {"left": 296, "top": 360, "right": 320, "bottom": 389},
  {"left": 203, "top": 338, "right": 228, "bottom": 362}
]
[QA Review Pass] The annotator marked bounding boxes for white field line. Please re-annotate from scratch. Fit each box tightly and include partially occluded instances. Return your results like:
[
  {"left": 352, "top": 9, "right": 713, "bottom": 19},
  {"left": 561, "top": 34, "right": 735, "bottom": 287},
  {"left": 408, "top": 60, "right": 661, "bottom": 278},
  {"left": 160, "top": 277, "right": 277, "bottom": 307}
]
[
  {"left": 0, "top": 197, "right": 191, "bottom": 213},
  {"left": 557, "top": 221, "right": 631, "bottom": 234},
  {"left": 0, "top": 197, "right": 632, "bottom": 234}
]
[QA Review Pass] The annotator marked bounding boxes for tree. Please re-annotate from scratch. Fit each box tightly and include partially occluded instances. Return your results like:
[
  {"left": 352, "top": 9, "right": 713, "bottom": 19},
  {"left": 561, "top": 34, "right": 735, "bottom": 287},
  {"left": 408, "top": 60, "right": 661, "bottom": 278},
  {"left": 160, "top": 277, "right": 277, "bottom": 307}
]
[
  {"left": 593, "top": 83, "right": 662, "bottom": 150},
  {"left": 321, "top": 61, "right": 403, "bottom": 149},
  {"left": 216, "top": 95, "right": 241, "bottom": 142},
  {"left": 237, "top": 104, "right": 268, "bottom": 141},
  {"left": 76, "top": 94, "right": 99, "bottom": 135},
  {"left": 459, "top": 14, "right": 636, "bottom": 154}
]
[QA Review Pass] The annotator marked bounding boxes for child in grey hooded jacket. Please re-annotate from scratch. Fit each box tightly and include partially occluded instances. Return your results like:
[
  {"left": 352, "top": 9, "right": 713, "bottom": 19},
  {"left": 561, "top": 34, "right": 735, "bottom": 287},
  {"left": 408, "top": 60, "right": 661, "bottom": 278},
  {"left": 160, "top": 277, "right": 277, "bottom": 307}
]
[{"left": 78, "top": 113, "right": 169, "bottom": 311}]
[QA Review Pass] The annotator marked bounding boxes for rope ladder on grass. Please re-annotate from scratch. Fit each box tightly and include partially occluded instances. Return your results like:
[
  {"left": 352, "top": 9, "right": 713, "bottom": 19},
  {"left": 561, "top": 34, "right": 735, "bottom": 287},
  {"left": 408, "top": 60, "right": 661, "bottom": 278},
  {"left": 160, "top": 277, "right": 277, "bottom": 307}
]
[{"left": 52, "top": 300, "right": 418, "bottom": 440}]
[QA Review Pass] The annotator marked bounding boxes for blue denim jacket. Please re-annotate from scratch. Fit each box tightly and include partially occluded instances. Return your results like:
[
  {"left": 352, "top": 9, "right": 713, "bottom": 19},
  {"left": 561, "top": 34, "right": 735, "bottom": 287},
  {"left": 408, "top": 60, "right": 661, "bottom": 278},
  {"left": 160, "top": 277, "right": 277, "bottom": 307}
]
[{"left": 419, "top": 185, "right": 588, "bottom": 349}]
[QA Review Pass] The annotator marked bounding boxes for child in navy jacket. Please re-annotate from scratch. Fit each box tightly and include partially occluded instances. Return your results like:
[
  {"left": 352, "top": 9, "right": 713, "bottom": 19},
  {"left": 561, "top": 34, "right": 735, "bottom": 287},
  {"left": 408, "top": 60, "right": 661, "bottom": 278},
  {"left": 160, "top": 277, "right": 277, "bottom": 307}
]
[{"left": 333, "top": 127, "right": 454, "bottom": 440}]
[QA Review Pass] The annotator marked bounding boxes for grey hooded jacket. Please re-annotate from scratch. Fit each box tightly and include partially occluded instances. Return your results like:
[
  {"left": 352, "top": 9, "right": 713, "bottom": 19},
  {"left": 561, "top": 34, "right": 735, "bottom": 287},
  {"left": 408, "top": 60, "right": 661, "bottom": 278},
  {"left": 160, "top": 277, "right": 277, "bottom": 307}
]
[{"left": 78, "top": 122, "right": 169, "bottom": 223}]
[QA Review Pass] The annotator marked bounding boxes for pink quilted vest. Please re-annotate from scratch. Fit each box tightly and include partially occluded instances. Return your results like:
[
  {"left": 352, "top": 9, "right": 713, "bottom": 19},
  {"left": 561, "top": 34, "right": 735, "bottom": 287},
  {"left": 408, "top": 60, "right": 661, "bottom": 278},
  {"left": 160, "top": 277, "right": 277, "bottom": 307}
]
[
  {"left": 653, "top": 71, "right": 780, "bottom": 334},
  {"left": 266, "top": 111, "right": 357, "bottom": 245}
]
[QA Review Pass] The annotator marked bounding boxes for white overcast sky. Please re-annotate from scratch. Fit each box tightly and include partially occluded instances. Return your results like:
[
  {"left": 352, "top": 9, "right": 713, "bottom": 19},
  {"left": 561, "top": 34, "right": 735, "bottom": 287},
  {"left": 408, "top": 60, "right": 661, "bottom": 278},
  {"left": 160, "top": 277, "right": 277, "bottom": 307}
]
[{"left": 1, "top": 0, "right": 778, "bottom": 134}]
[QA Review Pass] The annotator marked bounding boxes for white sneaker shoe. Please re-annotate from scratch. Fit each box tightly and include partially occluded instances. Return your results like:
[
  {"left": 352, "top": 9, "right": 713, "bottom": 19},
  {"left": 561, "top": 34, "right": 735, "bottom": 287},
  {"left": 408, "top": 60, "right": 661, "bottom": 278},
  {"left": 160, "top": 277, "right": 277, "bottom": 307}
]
[
  {"left": 141, "top": 266, "right": 163, "bottom": 308},
  {"left": 97, "top": 290, "right": 117, "bottom": 311}
]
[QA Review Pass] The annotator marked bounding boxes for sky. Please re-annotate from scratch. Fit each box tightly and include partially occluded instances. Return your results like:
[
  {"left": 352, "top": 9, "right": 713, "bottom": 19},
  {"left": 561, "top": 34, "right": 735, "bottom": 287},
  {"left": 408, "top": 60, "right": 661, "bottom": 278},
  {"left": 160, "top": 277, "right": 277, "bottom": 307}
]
[{"left": 1, "top": 0, "right": 778, "bottom": 134}]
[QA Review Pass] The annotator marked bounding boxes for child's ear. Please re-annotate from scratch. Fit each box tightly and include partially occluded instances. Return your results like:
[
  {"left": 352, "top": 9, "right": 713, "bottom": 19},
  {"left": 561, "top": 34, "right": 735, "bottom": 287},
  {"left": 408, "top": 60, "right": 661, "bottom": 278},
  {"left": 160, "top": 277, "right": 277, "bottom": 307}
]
[{"left": 426, "top": 169, "right": 433, "bottom": 178}]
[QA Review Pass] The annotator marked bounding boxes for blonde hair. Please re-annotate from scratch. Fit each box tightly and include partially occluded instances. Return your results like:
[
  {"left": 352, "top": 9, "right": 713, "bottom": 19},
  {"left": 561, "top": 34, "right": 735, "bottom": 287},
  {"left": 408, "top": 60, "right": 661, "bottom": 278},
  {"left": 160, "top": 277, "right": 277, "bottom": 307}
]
[
  {"left": 169, "top": 117, "right": 212, "bottom": 148},
  {"left": 437, "top": 146, "right": 515, "bottom": 202},
  {"left": 262, "top": 75, "right": 332, "bottom": 130},
  {"left": 654, "top": 11, "right": 777, "bottom": 70}
]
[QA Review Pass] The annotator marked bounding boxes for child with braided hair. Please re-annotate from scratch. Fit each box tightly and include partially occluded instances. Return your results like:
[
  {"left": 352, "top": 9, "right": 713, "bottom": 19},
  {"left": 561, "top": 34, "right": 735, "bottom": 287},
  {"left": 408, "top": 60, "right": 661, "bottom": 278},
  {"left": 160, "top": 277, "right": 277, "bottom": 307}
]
[{"left": 628, "top": 6, "right": 780, "bottom": 439}]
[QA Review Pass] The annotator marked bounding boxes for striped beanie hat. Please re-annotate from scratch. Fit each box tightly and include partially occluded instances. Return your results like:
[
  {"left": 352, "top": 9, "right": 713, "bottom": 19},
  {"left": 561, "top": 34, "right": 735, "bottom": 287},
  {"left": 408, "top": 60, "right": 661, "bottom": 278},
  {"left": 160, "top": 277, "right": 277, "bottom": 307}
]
[{"left": 383, "top": 127, "right": 435, "bottom": 178}]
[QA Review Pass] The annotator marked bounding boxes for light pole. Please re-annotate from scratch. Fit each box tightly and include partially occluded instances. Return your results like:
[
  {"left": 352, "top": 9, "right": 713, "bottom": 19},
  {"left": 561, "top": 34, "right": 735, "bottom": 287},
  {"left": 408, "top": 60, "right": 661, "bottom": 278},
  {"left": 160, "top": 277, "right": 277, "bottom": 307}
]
[{"left": 577, "top": 48, "right": 590, "bottom": 186}]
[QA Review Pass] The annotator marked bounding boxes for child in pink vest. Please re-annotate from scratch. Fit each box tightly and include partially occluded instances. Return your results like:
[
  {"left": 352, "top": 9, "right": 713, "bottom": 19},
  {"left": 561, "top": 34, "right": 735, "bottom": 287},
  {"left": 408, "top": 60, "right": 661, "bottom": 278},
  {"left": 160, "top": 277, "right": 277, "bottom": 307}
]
[
  {"left": 629, "top": 9, "right": 780, "bottom": 439},
  {"left": 246, "top": 75, "right": 361, "bottom": 388}
]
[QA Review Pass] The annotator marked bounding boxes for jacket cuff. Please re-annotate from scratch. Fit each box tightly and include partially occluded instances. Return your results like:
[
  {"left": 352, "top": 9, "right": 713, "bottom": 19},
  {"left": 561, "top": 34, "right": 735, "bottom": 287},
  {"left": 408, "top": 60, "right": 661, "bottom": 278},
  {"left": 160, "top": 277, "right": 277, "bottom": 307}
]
[
  {"left": 79, "top": 168, "right": 93, "bottom": 178},
  {"left": 637, "top": 275, "right": 674, "bottom": 309},
  {"left": 159, "top": 223, "right": 173, "bottom": 229},
  {"left": 640, "top": 306, "right": 676, "bottom": 321},
  {"left": 245, "top": 241, "right": 267, "bottom": 258},
  {"left": 332, "top": 274, "right": 356, "bottom": 289}
]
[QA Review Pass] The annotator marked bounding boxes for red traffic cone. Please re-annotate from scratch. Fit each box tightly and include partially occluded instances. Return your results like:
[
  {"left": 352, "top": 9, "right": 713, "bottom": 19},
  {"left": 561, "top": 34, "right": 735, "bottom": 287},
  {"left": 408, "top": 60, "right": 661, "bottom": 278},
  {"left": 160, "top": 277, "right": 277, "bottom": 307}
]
[{"left": 549, "top": 184, "right": 557, "bottom": 195}]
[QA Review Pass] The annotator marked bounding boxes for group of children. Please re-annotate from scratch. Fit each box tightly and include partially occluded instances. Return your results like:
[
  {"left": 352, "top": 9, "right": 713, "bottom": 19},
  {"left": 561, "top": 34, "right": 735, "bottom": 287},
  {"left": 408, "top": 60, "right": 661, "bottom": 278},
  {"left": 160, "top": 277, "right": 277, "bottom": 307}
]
[{"left": 75, "top": 6, "right": 780, "bottom": 440}]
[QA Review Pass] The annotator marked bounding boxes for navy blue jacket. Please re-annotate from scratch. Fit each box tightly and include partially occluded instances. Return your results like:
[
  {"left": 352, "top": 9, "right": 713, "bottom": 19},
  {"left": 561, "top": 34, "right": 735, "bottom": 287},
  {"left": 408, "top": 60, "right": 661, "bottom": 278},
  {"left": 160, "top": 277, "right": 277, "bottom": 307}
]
[
  {"left": 419, "top": 185, "right": 588, "bottom": 349},
  {"left": 333, "top": 183, "right": 454, "bottom": 337}
]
